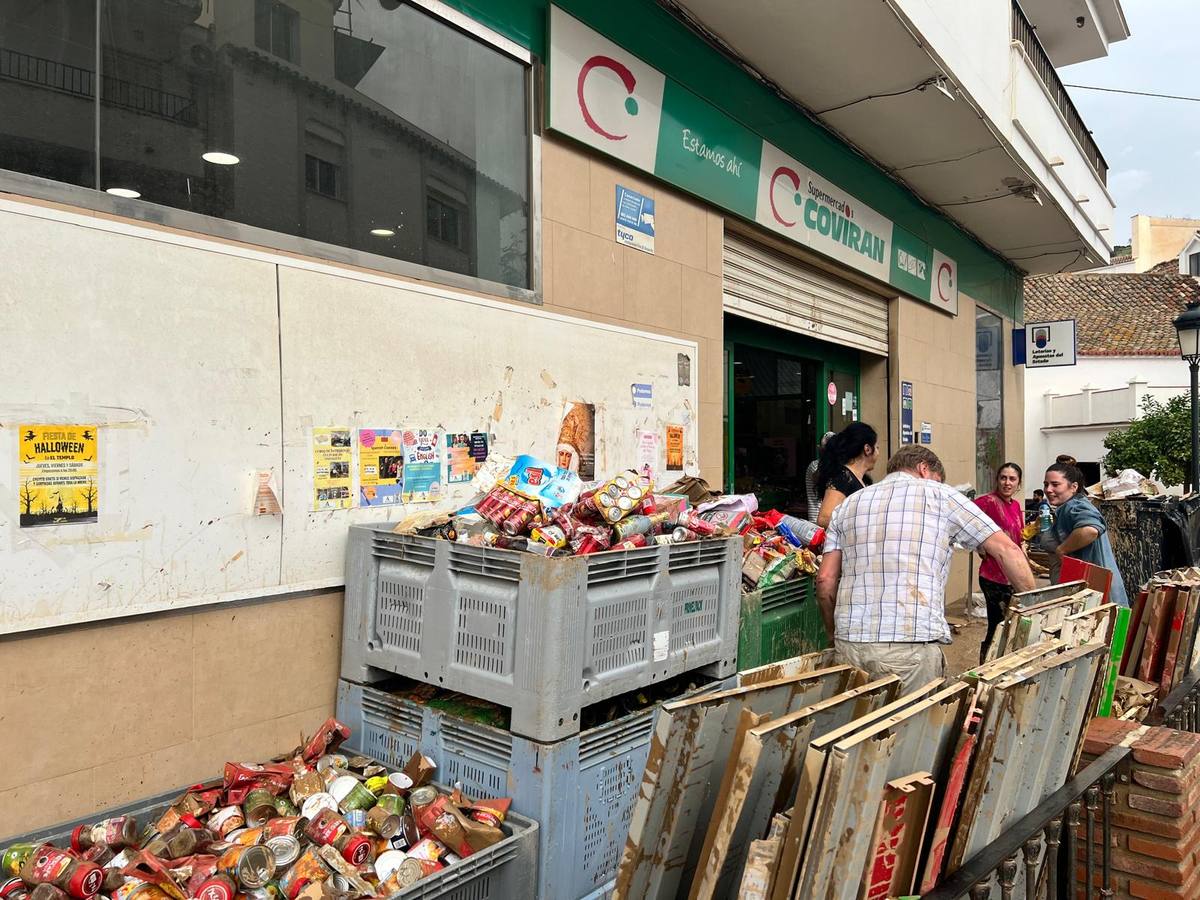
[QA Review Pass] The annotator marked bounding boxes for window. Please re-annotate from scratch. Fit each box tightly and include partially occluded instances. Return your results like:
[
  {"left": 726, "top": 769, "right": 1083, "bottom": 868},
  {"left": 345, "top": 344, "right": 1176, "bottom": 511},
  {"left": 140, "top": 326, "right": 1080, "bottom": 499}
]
[
  {"left": 305, "top": 155, "right": 341, "bottom": 199},
  {"left": 975, "top": 309, "right": 1005, "bottom": 492},
  {"left": 255, "top": 0, "right": 299, "bottom": 63},
  {"left": 1189, "top": 252, "right": 1200, "bottom": 277},
  {"left": 427, "top": 192, "right": 465, "bottom": 248},
  {"left": 0, "top": 0, "right": 532, "bottom": 290}
]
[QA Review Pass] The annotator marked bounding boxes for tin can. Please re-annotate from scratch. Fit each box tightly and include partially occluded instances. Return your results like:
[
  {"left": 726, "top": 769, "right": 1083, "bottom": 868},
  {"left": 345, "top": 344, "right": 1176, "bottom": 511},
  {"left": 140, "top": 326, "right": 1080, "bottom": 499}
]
[
  {"left": 209, "top": 807, "right": 246, "bottom": 839},
  {"left": 442, "top": 852, "right": 462, "bottom": 866},
  {"left": 407, "top": 787, "right": 438, "bottom": 831},
  {"left": 275, "top": 848, "right": 330, "bottom": 900},
  {"left": 243, "top": 790, "right": 279, "bottom": 827},
  {"left": 678, "top": 510, "right": 717, "bottom": 536},
  {"left": 372, "top": 850, "right": 406, "bottom": 884},
  {"left": 315, "top": 755, "right": 349, "bottom": 774},
  {"left": 302, "top": 809, "right": 347, "bottom": 847},
  {"left": 110, "top": 885, "right": 170, "bottom": 900},
  {"left": 405, "top": 838, "right": 444, "bottom": 876},
  {"left": 217, "top": 844, "right": 275, "bottom": 890},
  {"left": 385, "top": 772, "right": 414, "bottom": 794},
  {"left": 272, "top": 796, "right": 299, "bottom": 817},
  {"left": 331, "top": 834, "right": 371, "bottom": 866},
  {"left": 299, "top": 793, "right": 338, "bottom": 819},
  {"left": 22, "top": 848, "right": 102, "bottom": 899},
  {"left": 672, "top": 527, "right": 699, "bottom": 543},
  {"left": 192, "top": 874, "right": 237, "bottom": 900},
  {"left": 230, "top": 827, "right": 266, "bottom": 847},
  {"left": 289, "top": 772, "right": 325, "bottom": 807},
  {"left": 262, "top": 817, "right": 307, "bottom": 841},
  {"left": 500, "top": 503, "right": 535, "bottom": 536},
  {"left": 243, "top": 885, "right": 284, "bottom": 900},
  {"left": 652, "top": 535, "right": 673, "bottom": 546},
  {"left": 1, "top": 847, "right": 35, "bottom": 879},
  {"left": 612, "top": 533, "right": 649, "bottom": 551},
  {"left": 397, "top": 812, "right": 420, "bottom": 849},
  {"left": 329, "top": 776, "right": 376, "bottom": 813},
  {"left": 343, "top": 809, "right": 367, "bottom": 831},
  {"left": 28, "top": 887, "right": 68, "bottom": 900},
  {"left": 366, "top": 806, "right": 400, "bottom": 839},
  {"left": 0, "top": 877, "right": 29, "bottom": 900},
  {"left": 375, "top": 793, "right": 405, "bottom": 817},
  {"left": 363, "top": 775, "right": 389, "bottom": 795},
  {"left": 391, "top": 858, "right": 424, "bottom": 888},
  {"left": 264, "top": 836, "right": 300, "bottom": 869}
]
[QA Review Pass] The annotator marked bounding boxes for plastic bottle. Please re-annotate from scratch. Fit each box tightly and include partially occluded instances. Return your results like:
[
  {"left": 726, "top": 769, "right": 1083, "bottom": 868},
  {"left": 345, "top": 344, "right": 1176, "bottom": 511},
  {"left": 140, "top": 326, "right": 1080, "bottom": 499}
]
[
  {"left": 1038, "top": 500, "right": 1052, "bottom": 533},
  {"left": 775, "top": 515, "right": 826, "bottom": 550}
]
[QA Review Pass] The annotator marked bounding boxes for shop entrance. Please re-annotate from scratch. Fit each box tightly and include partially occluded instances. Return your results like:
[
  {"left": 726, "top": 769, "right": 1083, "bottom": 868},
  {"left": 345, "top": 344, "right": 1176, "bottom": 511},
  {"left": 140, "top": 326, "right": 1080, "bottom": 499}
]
[{"left": 725, "top": 315, "right": 860, "bottom": 519}]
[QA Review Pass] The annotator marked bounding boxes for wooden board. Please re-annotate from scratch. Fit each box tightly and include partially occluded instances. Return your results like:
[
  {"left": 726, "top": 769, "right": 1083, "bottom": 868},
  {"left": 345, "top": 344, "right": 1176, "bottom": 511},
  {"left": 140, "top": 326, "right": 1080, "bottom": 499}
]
[
  {"left": 1125, "top": 586, "right": 1156, "bottom": 677},
  {"left": 1059, "top": 556, "right": 1114, "bottom": 602},
  {"left": 1138, "top": 586, "right": 1177, "bottom": 683},
  {"left": 1121, "top": 590, "right": 1148, "bottom": 675},
  {"left": 917, "top": 708, "right": 980, "bottom": 893},
  {"left": 740, "top": 837, "right": 783, "bottom": 900},
  {"left": 738, "top": 650, "right": 840, "bottom": 687},
  {"left": 1174, "top": 587, "right": 1200, "bottom": 689},
  {"left": 1159, "top": 587, "right": 1190, "bottom": 698},
  {"left": 861, "top": 773, "right": 936, "bottom": 900},
  {"left": 614, "top": 666, "right": 855, "bottom": 900},
  {"left": 689, "top": 677, "right": 899, "bottom": 899},
  {"left": 1098, "top": 607, "right": 1132, "bottom": 718}
]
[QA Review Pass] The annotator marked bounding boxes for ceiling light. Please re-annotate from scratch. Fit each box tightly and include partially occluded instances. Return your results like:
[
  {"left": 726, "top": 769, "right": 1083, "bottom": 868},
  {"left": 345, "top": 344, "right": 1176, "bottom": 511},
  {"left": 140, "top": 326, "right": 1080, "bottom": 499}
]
[
  {"left": 932, "top": 76, "right": 955, "bottom": 101},
  {"left": 202, "top": 151, "right": 240, "bottom": 165},
  {"left": 105, "top": 187, "right": 140, "bottom": 199},
  {"left": 370, "top": 228, "right": 395, "bottom": 237}
]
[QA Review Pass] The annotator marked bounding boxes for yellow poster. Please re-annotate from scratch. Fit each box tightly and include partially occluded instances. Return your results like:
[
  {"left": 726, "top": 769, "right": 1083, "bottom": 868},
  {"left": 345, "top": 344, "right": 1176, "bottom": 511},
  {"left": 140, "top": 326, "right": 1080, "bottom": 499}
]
[
  {"left": 19, "top": 424, "right": 99, "bottom": 527},
  {"left": 358, "top": 428, "right": 404, "bottom": 508},
  {"left": 665, "top": 423, "right": 684, "bottom": 471},
  {"left": 312, "top": 426, "right": 353, "bottom": 510}
]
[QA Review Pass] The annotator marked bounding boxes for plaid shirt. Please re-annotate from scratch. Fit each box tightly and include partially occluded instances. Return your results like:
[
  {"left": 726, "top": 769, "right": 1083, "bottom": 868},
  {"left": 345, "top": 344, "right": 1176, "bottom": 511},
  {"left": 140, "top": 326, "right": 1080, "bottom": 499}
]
[{"left": 825, "top": 472, "right": 999, "bottom": 643}]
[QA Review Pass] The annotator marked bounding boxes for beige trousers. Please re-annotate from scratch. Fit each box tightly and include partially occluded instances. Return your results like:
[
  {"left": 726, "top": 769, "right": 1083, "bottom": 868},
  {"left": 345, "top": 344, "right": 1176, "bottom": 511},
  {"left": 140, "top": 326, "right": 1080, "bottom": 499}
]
[{"left": 834, "top": 638, "right": 946, "bottom": 695}]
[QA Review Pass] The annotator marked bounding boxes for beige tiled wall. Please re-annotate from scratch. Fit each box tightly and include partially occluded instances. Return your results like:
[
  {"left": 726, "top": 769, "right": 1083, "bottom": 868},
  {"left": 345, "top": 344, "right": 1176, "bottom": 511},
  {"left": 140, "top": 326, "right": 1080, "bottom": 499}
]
[
  {"left": 0, "top": 591, "right": 342, "bottom": 837},
  {"left": 540, "top": 137, "right": 726, "bottom": 484}
]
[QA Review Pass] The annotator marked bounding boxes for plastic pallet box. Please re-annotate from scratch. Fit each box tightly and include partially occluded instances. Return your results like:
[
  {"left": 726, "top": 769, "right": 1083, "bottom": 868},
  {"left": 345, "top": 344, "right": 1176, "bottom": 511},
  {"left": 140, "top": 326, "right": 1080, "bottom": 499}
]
[
  {"left": 341, "top": 526, "right": 741, "bottom": 741},
  {"left": 737, "top": 575, "right": 829, "bottom": 671},
  {"left": 0, "top": 781, "right": 538, "bottom": 900},
  {"left": 337, "top": 677, "right": 728, "bottom": 900}
]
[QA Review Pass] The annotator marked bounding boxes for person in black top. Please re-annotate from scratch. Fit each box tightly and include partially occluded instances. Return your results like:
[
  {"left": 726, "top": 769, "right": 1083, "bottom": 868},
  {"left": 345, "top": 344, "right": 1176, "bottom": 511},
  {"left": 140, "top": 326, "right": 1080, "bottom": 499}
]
[{"left": 815, "top": 422, "right": 879, "bottom": 528}]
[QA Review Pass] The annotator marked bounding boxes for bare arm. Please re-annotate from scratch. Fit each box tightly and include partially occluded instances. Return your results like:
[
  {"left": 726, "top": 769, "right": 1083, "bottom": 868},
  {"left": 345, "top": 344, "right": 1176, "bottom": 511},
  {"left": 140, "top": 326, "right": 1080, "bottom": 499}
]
[
  {"left": 1056, "top": 526, "right": 1100, "bottom": 557},
  {"left": 980, "top": 531, "right": 1036, "bottom": 593},
  {"left": 816, "top": 488, "right": 846, "bottom": 529},
  {"left": 816, "top": 549, "right": 842, "bottom": 638}
]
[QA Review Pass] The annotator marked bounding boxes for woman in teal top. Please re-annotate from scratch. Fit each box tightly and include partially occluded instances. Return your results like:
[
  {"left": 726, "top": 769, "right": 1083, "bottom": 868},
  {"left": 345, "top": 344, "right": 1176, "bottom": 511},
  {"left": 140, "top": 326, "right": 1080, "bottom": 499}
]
[{"left": 1043, "top": 462, "right": 1130, "bottom": 607}]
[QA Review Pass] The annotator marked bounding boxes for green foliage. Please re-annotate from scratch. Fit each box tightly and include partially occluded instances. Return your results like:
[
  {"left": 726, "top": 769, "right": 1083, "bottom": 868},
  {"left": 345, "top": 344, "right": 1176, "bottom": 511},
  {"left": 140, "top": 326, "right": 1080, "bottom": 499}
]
[{"left": 1103, "top": 394, "right": 1194, "bottom": 487}]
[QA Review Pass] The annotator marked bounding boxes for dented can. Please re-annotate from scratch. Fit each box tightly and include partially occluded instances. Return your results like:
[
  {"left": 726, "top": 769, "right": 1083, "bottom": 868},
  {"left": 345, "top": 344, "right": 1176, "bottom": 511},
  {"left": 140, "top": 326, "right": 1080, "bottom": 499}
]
[{"left": 216, "top": 844, "right": 275, "bottom": 890}]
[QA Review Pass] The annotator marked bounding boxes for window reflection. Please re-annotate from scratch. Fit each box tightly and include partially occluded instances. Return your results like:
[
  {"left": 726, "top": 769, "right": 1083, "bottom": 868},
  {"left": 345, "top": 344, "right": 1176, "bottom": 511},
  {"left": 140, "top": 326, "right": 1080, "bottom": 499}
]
[{"left": 0, "top": 0, "right": 530, "bottom": 289}]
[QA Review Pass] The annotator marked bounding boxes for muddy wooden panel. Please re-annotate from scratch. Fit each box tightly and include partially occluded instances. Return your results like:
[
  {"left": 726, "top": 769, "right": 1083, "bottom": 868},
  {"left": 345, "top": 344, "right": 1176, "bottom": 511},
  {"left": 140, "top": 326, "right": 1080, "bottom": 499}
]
[
  {"left": 946, "top": 643, "right": 1105, "bottom": 882},
  {"left": 615, "top": 666, "right": 854, "bottom": 900},
  {"left": 1138, "top": 586, "right": 1177, "bottom": 683},
  {"left": 768, "top": 679, "right": 941, "bottom": 900},
  {"left": 1060, "top": 603, "right": 1116, "bottom": 647},
  {"left": 740, "top": 836, "right": 783, "bottom": 900},
  {"left": 1174, "top": 587, "right": 1200, "bottom": 687},
  {"left": 738, "top": 650, "right": 840, "bottom": 687},
  {"left": 795, "top": 683, "right": 969, "bottom": 900},
  {"left": 860, "top": 773, "right": 935, "bottom": 900},
  {"left": 917, "top": 719, "right": 979, "bottom": 893},
  {"left": 691, "top": 677, "right": 900, "bottom": 900}
]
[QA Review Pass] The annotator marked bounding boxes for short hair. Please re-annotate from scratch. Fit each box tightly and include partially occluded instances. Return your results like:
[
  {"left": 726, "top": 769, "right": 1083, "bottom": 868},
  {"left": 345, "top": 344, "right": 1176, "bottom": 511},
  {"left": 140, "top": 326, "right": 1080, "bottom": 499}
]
[{"left": 887, "top": 445, "right": 946, "bottom": 479}]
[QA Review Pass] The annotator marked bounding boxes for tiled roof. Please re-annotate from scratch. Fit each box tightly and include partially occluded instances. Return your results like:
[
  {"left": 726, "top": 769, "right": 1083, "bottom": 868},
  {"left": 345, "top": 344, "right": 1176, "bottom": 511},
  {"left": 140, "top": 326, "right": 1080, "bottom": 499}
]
[
  {"left": 1148, "top": 259, "right": 1182, "bottom": 275},
  {"left": 1024, "top": 271, "right": 1200, "bottom": 356}
]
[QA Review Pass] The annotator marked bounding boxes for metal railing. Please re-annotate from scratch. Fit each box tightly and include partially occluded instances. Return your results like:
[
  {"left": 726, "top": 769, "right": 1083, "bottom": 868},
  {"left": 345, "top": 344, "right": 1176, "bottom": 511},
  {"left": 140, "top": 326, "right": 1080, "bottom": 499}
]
[
  {"left": 0, "top": 46, "right": 197, "bottom": 124},
  {"left": 1011, "top": 1, "right": 1108, "bottom": 186},
  {"left": 926, "top": 666, "right": 1200, "bottom": 898}
]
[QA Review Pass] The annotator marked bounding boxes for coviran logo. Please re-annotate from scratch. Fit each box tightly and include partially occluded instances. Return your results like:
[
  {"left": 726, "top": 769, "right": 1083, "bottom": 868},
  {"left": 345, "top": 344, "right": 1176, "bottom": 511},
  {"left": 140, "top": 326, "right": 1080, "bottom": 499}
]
[
  {"left": 577, "top": 55, "right": 638, "bottom": 141},
  {"left": 937, "top": 261, "right": 955, "bottom": 304},
  {"left": 770, "top": 167, "right": 884, "bottom": 265}
]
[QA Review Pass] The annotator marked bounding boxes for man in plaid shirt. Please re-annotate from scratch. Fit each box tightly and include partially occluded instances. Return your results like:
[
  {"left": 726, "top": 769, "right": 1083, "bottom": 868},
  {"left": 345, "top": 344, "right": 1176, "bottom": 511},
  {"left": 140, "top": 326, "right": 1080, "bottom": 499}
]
[{"left": 815, "top": 445, "right": 1035, "bottom": 692}]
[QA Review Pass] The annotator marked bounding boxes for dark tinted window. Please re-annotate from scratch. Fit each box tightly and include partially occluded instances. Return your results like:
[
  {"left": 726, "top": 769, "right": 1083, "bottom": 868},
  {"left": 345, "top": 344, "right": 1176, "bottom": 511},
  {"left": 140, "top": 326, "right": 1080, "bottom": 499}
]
[{"left": 0, "top": 1, "right": 530, "bottom": 289}]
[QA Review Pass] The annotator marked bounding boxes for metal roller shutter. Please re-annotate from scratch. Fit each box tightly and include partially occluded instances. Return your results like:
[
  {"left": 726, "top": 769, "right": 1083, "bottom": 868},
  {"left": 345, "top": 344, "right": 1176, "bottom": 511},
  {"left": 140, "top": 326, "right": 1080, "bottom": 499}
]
[{"left": 723, "top": 233, "right": 890, "bottom": 356}]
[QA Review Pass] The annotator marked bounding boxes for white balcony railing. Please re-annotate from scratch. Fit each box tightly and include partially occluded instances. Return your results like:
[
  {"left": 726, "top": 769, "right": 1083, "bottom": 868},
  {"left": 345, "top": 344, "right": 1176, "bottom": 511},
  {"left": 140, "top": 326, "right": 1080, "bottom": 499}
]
[{"left": 1043, "top": 380, "right": 1188, "bottom": 430}]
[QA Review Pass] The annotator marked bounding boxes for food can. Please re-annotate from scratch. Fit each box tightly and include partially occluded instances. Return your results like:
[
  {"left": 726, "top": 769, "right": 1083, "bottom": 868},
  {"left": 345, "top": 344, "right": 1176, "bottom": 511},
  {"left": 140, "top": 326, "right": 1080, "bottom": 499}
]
[
  {"left": 243, "top": 790, "right": 278, "bottom": 827},
  {"left": 264, "top": 837, "right": 300, "bottom": 869},
  {"left": 672, "top": 527, "right": 699, "bottom": 543},
  {"left": 0, "top": 877, "right": 29, "bottom": 900},
  {"left": 192, "top": 874, "right": 237, "bottom": 900},
  {"left": 272, "top": 797, "right": 299, "bottom": 818},
  {"left": 612, "top": 534, "right": 649, "bottom": 551},
  {"left": 24, "top": 848, "right": 103, "bottom": 899},
  {"left": 1, "top": 846, "right": 35, "bottom": 879},
  {"left": 230, "top": 827, "right": 265, "bottom": 847},
  {"left": 217, "top": 844, "right": 275, "bottom": 890},
  {"left": 315, "top": 755, "right": 348, "bottom": 774},
  {"left": 262, "top": 817, "right": 306, "bottom": 841},
  {"left": 334, "top": 835, "right": 371, "bottom": 866},
  {"left": 384, "top": 772, "right": 413, "bottom": 795},
  {"left": 329, "top": 776, "right": 376, "bottom": 813},
  {"left": 299, "top": 793, "right": 338, "bottom": 819},
  {"left": 372, "top": 850, "right": 406, "bottom": 883},
  {"left": 375, "top": 794, "right": 405, "bottom": 816},
  {"left": 363, "top": 776, "right": 389, "bottom": 796},
  {"left": 302, "top": 809, "right": 347, "bottom": 847},
  {"left": 288, "top": 772, "right": 325, "bottom": 807},
  {"left": 391, "top": 858, "right": 424, "bottom": 888},
  {"left": 678, "top": 511, "right": 717, "bottom": 536},
  {"left": 366, "top": 806, "right": 400, "bottom": 839},
  {"left": 208, "top": 807, "right": 246, "bottom": 839},
  {"left": 442, "top": 852, "right": 462, "bottom": 866},
  {"left": 343, "top": 809, "right": 367, "bottom": 831},
  {"left": 275, "top": 848, "right": 330, "bottom": 900},
  {"left": 111, "top": 885, "right": 171, "bottom": 900}
]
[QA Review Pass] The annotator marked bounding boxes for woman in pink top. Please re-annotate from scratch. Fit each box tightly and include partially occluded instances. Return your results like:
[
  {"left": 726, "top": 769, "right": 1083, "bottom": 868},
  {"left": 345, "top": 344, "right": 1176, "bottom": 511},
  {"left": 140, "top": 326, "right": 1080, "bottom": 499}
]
[{"left": 974, "top": 462, "right": 1027, "bottom": 662}]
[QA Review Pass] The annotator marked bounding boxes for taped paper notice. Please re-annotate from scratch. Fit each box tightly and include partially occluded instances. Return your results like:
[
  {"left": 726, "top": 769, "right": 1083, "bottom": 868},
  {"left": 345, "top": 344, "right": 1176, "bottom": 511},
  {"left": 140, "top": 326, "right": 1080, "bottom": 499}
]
[
  {"left": 665, "top": 424, "right": 684, "bottom": 471},
  {"left": 312, "top": 427, "right": 353, "bottom": 510},
  {"left": 359, "top": 428, "right": 404, "bottom": 507},
  {"left": 402, "top": 428, "right": 444, "bottom": 503},
  {"left": 252, "top": 470, "right": 281, "bottom": 516},
  {"left": 653, "top": 630, "right": 670, "bottom": 662},
  {"left": 19, "top": 424, "right": 99, "bottom": 526}
]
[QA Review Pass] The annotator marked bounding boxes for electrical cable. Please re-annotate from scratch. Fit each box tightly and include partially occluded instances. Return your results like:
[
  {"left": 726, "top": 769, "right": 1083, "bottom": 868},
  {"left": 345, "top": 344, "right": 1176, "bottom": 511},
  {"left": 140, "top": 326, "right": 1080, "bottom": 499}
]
[
  {"left": 1064, "top": 84, "right": 1200, "bottom": 103},
  {"left": 814, "top": 78, "right": 938, "bottom": 115}
]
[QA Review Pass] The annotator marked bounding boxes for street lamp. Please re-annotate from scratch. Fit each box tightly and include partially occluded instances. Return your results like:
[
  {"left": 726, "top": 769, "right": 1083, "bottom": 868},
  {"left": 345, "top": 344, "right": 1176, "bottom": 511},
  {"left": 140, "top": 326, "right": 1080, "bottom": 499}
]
[{"left": 1174, "top": 299, "right": 1200, "bottom": 494}]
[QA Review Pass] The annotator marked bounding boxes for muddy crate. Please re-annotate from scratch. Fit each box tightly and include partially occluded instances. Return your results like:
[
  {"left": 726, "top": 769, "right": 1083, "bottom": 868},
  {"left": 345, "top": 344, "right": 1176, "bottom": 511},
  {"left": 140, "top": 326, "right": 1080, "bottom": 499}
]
[
  {"left": 737, "top": 575, "right": 829, "bottom": 671},
  {"left": 340, "top": 527, "right": 741, "bottom": 741},
  {"left": 336, "top": 677, "right": 727, "bottom": 900}
]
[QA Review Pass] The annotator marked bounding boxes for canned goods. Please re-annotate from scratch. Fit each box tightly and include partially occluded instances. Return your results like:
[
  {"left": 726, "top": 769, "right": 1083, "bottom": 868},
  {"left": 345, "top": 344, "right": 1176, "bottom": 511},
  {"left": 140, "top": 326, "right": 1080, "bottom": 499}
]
[
  {"left": 342, "top": 809, "right": 367, "bottom": 831},
  {"left": 192, "top": 874, "right": 237, "bottom": 900},
  {"left": 372, "top": 850, "right": 406, "bottom": 883},
  {"left": 672, "top": 526, "right": 699, "bottom": 543},
  {"left": 275, "top": 848, "right": 330, "bottom": 900},
  {"left": 0, "top": 877, "right": 29, "bottom": 900},
  {"left": 243, "top": 790, "right": 278, "bottom": 827},
  {"left": 110, "top": 885, "right": 170, "bottom": 900},
  {"left": 299, "top": 794, "right": 338, "bottom": 819},
  {"left": 217, "top": 844, "right": 275, "bottom": 890},
  {"left": 328, "top": 776, "right": 376, "bottom": 813},
  {"left": 375, "top": 794, "right": 405, "bottom": 816},
  {"left": 22, "top": 848, "right": 103, "bottom": 899},
  {"left": 273, "top": 797, "right": 299, "bottom": 818},
  {"left": 677, "top": 510, "right": 717, "bottom": 536},
  {"left": 302, "top": 809, "right": 347, "bottom": 847},
  {"left": 208, "top": 807, "right": 246, "bottom": 839},
  {"left": 331, "top": 834, "right": 371, "bottom": 866},
  {"left": 230, "top": 827, "right": 265, "bottom": 847},
  {"left": 288, "top": 772, "right": 325, "bottom": 807},
  {"left": 264, "top": 836, "right": 300, "bottom": 869},
  {"left": 385, "top": 772, "right": 413, "bottom": 794},
  {"left": 391, "top": 858, "right": 424, "bottom": 888},
  {"left": 1, "top": 846, "right": 35, "bottom": 879},
  {"left": 612, "top": 534, "right": 649, "bottom": 550},
  {"left": 262, "top": 817, "right": 306, "bottom": 841},
  {"left": 363, "top": 776, "right": 389, "bottom": 796},
  {"left": 315, "top": 755, "right": 348, "bottom": 774},
  {"left": 366, "top": 806, "right": 400, "bottom": 839}
]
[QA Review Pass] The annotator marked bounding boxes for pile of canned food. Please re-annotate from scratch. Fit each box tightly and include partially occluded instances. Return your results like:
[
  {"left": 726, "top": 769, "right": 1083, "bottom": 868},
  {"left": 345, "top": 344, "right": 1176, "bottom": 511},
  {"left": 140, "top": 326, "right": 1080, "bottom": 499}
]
[{"left": 0, "top": 719, "right": 510, "bottom": 900}]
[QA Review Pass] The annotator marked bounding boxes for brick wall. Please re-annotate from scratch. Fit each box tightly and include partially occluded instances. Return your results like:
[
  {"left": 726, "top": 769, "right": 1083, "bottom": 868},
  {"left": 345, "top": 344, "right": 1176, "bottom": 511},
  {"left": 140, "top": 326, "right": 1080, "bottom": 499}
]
[{"left": 1080, "top": 718, "right": 1200, "bottom": 898}]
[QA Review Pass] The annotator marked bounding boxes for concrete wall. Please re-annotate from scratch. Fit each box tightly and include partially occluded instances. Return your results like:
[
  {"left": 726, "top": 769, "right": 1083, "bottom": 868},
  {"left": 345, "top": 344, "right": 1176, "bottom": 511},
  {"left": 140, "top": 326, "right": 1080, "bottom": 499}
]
[
  {"left": 1024, "top": 355, "right": 1189, "bottom": 478},
  {"left": 1132, "top": 215, "right": 1200, "bottom": 272}
]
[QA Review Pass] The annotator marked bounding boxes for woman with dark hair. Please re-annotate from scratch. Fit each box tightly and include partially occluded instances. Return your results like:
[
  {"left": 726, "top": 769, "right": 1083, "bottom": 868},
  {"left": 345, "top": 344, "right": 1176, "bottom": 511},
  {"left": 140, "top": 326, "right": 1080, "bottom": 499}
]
[
  {"left": 815, "top": 422, "right": 879, "bottom": 528},
  {"left": 974, "top": 462, "right": 1027, "bottom": 661},
  {"left": 1044, "top": 462, "right": 1130, "bottom": 607}
]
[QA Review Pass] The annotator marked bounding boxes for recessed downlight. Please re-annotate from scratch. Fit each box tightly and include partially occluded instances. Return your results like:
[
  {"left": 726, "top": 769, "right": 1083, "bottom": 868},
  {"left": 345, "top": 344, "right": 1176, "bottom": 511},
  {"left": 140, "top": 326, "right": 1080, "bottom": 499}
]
[
  {"left": 202, "top": 151, "right": 240, "bottom": 165},
  {"left": 105, "top": 187, "right": 141, "bottom": 199},
  {"left": 370, "top": 228, "right": 395, "bottom": 237}
]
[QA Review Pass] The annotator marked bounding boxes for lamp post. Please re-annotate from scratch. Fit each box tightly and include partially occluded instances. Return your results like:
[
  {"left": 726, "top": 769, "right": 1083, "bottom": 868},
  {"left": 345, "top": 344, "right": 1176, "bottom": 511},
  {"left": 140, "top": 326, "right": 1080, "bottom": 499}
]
[{"left": 1174, "top": 300, "right": 1200, "bottom": 494}]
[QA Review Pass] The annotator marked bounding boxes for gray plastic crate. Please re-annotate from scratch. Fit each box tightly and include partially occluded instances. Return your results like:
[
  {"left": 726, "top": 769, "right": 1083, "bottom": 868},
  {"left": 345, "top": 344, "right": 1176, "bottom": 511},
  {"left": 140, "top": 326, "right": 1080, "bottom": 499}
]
[
  {"left": 337, "top": 677, "right": 728, "bottom": 900},
  {"left": 341, "top": 527, "right": 741, "bottom": 741},
  {"left": 0, "top": 778, "right": 537, "bottom": 900}
]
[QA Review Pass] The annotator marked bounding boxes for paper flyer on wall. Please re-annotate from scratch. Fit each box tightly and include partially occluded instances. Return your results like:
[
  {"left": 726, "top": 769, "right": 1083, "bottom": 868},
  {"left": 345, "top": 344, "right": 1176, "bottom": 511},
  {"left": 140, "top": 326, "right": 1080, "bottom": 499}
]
[
  {"left": 665, "top": 423, "right": 684, "bottom": 471},
  {"left": 635, "top": 429, "right": 658, "bottom": 481},
  {"left": 312, "top": 426, "right": 353, "bottom": 510},
  {"left": 402, "top": 428, "right": 444, "bottom": 503},
  {"left": 358, "top": 428, "right": 404, "bottom": 507},
  {"left": 18, "top": 424, "right": 99, "bottom": 527},
  {"left": 557, "top": 401, "right": 596, "bottom": 479},
  {"left": 446, "top": 432, "right": 479, "bottom": 484}
]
